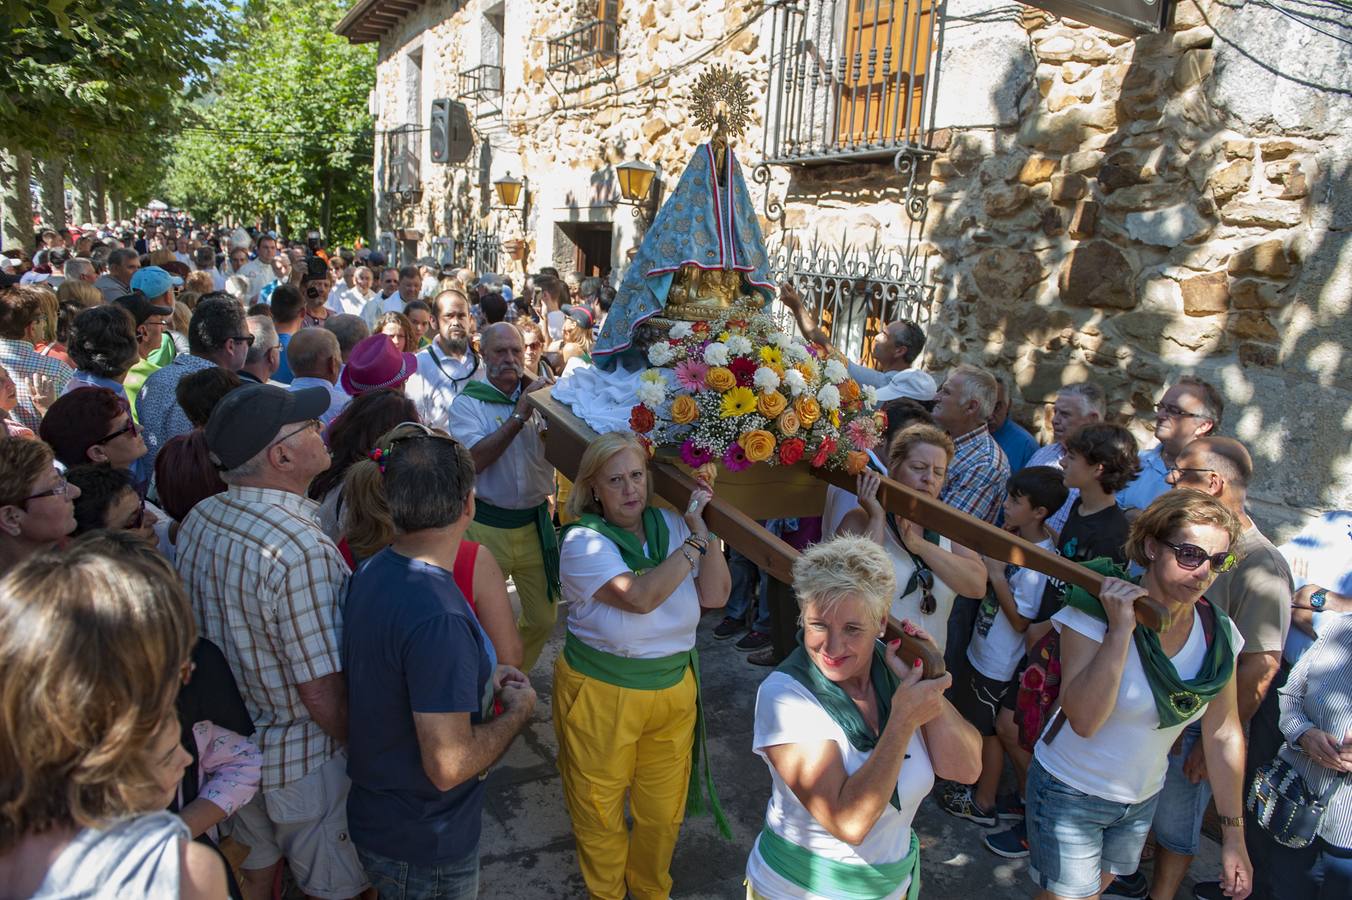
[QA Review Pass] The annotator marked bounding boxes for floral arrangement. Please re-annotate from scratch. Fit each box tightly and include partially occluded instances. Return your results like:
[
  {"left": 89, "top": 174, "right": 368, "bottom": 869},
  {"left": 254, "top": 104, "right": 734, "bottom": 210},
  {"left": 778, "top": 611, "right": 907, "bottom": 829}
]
[{"left": 626, "top": 312, "right": 884, "bottom": 476}]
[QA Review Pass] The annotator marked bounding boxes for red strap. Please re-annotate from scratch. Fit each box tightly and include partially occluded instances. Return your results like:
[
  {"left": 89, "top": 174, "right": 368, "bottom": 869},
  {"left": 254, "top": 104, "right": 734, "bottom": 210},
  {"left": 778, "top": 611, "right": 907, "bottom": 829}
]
[
  {"left": 453, "top": 540, "right": 480, "bottom": 614},
  {"left": 1196, "top": 596, "right": 1216, "bottom": 647}
]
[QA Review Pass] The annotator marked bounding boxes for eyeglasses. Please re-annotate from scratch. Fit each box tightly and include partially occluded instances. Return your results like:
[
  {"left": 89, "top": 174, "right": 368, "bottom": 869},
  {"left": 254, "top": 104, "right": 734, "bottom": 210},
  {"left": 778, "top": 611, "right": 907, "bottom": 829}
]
[
  {"left": 95, "top": 417, "right": 139, "bottom": 445},
  {"left": 1167, "top": 466, "right": 1216, "bottom": 480},
  {"left": 26, "top": 476, "right": 70, "bottom": 501},
  {"left": 269, "top": 419, "right": 322, "bottom": 448},
  {"left": 1155, "top": 402, "right": 1209, "bottom": 420},
  {"left": 523, "top": 341, "right": 543, "bottom": 350},
  {"left": 143, "top": 318, "right": 170, "bottom": 329},
  {"left": 231, "top": 333, "right": 256, "bottom": 346},
  {"left": 1159, "top": 538, "right": 1237, "bottom": 573}
]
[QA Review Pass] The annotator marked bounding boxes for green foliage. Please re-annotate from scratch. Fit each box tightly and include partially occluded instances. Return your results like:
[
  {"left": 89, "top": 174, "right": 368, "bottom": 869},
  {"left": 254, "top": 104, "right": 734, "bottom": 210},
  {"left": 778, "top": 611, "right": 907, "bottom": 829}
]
[{"left": 162, "top": 0, "right": 375, "bottom": 244}]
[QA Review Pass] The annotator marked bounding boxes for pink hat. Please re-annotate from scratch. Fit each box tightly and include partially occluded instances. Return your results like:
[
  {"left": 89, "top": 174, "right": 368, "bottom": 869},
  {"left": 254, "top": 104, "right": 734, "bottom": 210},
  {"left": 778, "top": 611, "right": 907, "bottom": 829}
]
[{"left": 340, "top": 334, "right": 418, "bottom": 396}]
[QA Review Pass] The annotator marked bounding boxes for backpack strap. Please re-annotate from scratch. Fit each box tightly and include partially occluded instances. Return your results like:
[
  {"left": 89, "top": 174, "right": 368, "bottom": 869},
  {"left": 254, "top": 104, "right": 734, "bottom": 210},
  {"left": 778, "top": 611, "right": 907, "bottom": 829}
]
[{"left": 1196, "top": 596, "right": 1216, "bottom": 648}]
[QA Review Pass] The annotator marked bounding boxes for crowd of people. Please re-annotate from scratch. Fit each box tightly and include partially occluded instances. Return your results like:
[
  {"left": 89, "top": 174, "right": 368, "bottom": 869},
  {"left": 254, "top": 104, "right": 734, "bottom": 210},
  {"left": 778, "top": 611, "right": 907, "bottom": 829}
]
[{"left": 0, "top": 218, "right": 1348, "bottom": 900}]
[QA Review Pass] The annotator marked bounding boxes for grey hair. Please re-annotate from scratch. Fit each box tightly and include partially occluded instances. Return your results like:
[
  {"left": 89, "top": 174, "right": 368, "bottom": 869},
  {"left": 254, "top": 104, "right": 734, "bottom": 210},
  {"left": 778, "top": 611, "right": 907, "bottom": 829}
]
[
  {"left": 791, "top": 534, "right": 896, "bottom": 631},
  {"left": 951, "top": 363, "right": 998, "bottom": 421},
  {"left": 64, "top": 258, "right": 95, "bottom": 281},
  {"left": 218, "top": 449, "right": 268, "bottom": 485},
  {"left": 244, "top": 315, "right": 278, "bottom": 365},
  {"left": 224, "top": 275, "right": 251, "bottom": 303},
  {"left": 1060, "top": 381, "right": 1106, "bottom": 418}
]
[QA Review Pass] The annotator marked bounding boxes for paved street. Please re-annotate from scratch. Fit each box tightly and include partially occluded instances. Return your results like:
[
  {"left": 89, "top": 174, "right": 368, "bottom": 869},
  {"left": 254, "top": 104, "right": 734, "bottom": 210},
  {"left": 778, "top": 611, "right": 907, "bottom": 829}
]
[{"left": 480, "top": 600, "right": 1223, "bottom": 899}]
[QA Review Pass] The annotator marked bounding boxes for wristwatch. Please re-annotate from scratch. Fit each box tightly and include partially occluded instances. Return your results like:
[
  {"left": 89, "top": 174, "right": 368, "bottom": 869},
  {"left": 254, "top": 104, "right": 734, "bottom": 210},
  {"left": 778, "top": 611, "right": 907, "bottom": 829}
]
[
  {"left": 510, "top": 411, "right": 528, "bottom": 425},
  {"left": 1310, "top": 588, "right": 1329, "bottom": 611}
]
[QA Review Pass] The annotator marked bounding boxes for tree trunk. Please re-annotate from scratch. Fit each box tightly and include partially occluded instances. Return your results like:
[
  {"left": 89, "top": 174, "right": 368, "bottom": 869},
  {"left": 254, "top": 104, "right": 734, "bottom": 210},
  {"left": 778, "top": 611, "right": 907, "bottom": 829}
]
[
  {"left": 92, "top": 172, "right": 107, "bottom": 223},
  {"left": 0, "top": 146, "right": 35, "bottom": 252},
  {"left": 36, "top": 156, "right": 66, "bottom": 232},
  {"left": 72, "top": 168, "right": 92, "bottom": 225},
  {"left": 320, "top": 170, "right": 333, "bottom": 239}
]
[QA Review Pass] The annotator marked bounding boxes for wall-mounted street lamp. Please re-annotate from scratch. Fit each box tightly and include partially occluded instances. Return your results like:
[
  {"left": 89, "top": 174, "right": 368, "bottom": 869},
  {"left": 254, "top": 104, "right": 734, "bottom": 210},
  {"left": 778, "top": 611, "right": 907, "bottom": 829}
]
[
  {"left": 492, "top": 172, "right": 529, "bottom": 228},
  {"left": 615, "top": 159, "right": 659, "bottom": 227}
]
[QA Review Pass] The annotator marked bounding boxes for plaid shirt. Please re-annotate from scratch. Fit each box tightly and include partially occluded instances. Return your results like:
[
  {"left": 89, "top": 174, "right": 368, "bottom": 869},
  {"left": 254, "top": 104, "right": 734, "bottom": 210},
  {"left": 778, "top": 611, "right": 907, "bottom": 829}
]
[
  {"left": 137, "top": 354, "right": 215, "bottom": 462},
  {"left": 940, "top": 426, "right": 1010, "bottom": 524},
  {"left": 176, "top": 486, "right": 348, "bottom": 791},
  {"left": 0, "top": 338, "right": 72, "bottom": 430}
]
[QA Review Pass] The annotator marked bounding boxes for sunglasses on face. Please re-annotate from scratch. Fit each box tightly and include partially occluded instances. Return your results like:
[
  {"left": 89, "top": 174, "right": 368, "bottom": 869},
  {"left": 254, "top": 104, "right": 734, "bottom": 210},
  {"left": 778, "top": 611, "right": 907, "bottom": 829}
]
[
  {"left": 1159, "top": 538, "right": 1236, "bottom": 573},
  {"left": 1155, "top": 402, "right": 1208, "bottom": 419},
  {"left": 95, "top": 417, "right": 138, "bottom": 445}
]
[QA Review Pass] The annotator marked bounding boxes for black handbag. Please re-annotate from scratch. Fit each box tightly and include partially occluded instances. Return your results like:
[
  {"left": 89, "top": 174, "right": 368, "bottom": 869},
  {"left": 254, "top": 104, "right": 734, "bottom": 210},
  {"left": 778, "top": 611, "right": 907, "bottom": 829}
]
[{"left": 1247, "top": 754, "right": 1349, "bottom": 849}]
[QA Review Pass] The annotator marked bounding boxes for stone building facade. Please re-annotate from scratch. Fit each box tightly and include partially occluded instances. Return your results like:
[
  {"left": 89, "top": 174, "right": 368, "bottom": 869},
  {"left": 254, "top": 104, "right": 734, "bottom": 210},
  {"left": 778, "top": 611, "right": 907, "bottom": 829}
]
[{"left": 337, "top": 0, "right": 1352, "bottom": 535}]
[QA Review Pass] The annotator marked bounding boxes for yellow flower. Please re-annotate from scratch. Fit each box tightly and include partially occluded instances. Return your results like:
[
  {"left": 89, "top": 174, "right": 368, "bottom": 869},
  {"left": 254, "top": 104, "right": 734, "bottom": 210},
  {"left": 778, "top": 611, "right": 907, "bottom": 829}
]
[
  {"left": 830, "top": 408, "right": 841, "bottom": 428},
  {"left": 795, "top": 358, "right": 820, "bottom": 383},
  {"left": 757, "top": 390, "right": 788, "bottom": 419},
  {"left": 705, "top": 366, "right": 736, "bottom": 392},
  {"left": 777, "top": 409, "right": 801, "bottom": 436},
  {"left": 671, "top": 394, "right": 699, "bottom": 424},
  {"left": 719, "top": 386, "right": 757, "bottom": 418},
  {"left": 845, "top": 451, "right": 870, "bottom": 475},
  {"left": 839, "top": 379, "right": 861, "bottom": 403},
  {"left": 740, "top": 430, "right": 776, "bottom": 463},
  {"left": 794, "top": 395, "right": 822, "bottom": 427},
  {"left": 758, "top": 345, "right": 783, "bottom": 368}
]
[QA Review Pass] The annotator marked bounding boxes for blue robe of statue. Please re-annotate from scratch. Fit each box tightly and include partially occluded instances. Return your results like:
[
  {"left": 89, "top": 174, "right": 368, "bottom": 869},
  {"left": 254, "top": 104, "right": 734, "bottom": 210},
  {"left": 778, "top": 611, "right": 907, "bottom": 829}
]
[{"left": 593, "top": 143, "right": 776, "bottom": 370}]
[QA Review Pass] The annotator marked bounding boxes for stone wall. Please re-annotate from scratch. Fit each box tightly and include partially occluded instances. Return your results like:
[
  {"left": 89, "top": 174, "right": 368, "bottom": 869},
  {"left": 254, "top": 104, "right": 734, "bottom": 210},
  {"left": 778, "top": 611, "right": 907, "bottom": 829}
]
[{"left": 363, "top": 0, "right": 1352, "bottom": 534}]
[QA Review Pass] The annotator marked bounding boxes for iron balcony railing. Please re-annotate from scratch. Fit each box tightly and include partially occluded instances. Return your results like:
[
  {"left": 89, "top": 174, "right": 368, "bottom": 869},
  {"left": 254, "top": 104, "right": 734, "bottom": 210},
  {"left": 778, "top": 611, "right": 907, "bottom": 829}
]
[
  {"left": 547, "top": 15, "right": 619, "bottom": 77},
  {"left": 382, "top": 124, "right": 421, "bottom": 200},
  {"left": 762, "top": 0, "right": 941, "bottom": 165},
  {"left": 459, "top": 64, "right": 503, "bottom": 109}
]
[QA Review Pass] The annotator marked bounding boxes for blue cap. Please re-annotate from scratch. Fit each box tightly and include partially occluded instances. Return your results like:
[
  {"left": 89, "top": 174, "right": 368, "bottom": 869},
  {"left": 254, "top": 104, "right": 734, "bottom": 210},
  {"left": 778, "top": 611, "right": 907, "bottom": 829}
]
[{"left": 130, "top": 265, "right": 184, "bottom": 300}]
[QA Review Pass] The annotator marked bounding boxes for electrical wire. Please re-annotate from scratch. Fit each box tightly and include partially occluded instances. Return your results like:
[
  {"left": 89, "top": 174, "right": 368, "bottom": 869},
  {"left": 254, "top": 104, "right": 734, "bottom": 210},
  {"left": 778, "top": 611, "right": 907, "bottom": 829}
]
[{"left": 1257, "top": 0, "right": 1352, "bottom": 46}]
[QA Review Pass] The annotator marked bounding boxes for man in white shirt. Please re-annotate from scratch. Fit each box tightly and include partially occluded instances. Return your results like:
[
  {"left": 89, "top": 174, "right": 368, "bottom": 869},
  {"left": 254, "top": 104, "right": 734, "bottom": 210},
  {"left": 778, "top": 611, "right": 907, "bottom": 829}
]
[
  {"left": 359, "top": 267, "right": 408, "bottom": 327},
  {"left": 1024, "top": 382, "right": 1105, "bottom": 534},
  {"left": 777, "top": 281, "right": 936, "bottom": 402},
  {"left": 404, "top": 289, "right": 483, "bottom": 430},
  {"left": 446, "top": 322, "right": 555, "bottom": 670},
  {"left": 237, "top": 234, "right": 278, "bottom": 302},
  {"left": 284, "top": 328, "right": 350, "bottom": 425}
]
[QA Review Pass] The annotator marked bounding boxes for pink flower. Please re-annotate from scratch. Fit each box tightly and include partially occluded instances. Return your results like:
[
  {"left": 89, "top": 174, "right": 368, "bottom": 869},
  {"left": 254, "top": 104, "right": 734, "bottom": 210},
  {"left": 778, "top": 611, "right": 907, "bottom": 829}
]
[
  {"left": 680, "top": 440, "right": 714, "bottom": 467},
  {"left": 845, "top": 418, "right": 877, "bottom": 451},
  {"left": 723, "top": 442, "right": 752, "bottom": 472},
  {"left": 675, "top": 359, "right": 709, "bottom": 392}
]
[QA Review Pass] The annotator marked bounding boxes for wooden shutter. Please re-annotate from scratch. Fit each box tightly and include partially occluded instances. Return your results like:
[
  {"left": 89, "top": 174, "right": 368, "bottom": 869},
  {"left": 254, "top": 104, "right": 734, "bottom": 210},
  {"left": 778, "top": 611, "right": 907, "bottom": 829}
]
[{"left": 836, "top": 0, "right": 935, "bottom": 148}]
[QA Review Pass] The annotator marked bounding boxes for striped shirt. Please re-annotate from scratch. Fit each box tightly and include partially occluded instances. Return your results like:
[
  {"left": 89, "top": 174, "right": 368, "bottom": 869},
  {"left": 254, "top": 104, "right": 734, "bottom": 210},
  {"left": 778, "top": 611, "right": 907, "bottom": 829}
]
[
  {"left": 1277, "top": 612, "right": 1352, "bottom": 847},
  {"left": 176, "top": 485, "right": 348, "bottom": 791},
  {"left": 0, "top": 337, "right": 72, "bottom": 430},
  {"left": 940, "top": 426, "right": 1010, "bottom": 524}
]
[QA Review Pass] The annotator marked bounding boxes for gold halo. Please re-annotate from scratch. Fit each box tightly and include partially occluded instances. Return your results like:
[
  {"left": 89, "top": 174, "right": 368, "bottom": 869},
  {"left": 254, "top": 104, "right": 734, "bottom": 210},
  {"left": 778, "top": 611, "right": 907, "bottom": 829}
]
[{"left": 691, "top": 65, "right": 752, "bottom": 140}]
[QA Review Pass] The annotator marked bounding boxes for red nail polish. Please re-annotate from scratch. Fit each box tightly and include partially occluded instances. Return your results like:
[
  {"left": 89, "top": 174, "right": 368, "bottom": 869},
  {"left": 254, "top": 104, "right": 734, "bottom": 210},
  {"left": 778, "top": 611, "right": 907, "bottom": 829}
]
[
  {"left": 888, "top": 638, "right": 900, "bottom": 648},
  {"left": 913, "top": 659, "right": 923, "bottom": 668}
]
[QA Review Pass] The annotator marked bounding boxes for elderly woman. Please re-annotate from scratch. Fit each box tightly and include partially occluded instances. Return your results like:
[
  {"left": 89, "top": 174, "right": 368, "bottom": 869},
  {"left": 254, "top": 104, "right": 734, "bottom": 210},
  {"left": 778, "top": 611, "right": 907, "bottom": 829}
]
[
  {"left": 0, "top": 439, "right": 82, "bottom": 570},
  {"left": 555, "top": 431, "right": 731, "bottom": 900},
  {"left": 837, "top": 423, "right": 988, "bottom": 654},
  {"left": 0, "top": 544, "right": 225, "bottom": 896},
  {"left": 747, "top": 534, "right": 981, "bottom": 899},
  {"left": 1025, "top": 489, "right": 1252, "bottom": 900}
]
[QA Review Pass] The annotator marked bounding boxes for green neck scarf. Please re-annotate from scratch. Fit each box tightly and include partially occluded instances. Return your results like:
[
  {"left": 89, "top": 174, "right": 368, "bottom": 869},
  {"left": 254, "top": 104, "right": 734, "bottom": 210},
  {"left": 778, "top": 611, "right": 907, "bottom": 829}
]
[
  {"left": 564, "top": 508, "right": 670, "bottom": 575},
  {"left": 776, "top": 634, "right": 902, "bottom": 810},
  {"left": 1061, "top": 557, "right": 1236, "bottom": 729},
  {"left": 460, "top": 379, "right": 515, "bottom": 405}
]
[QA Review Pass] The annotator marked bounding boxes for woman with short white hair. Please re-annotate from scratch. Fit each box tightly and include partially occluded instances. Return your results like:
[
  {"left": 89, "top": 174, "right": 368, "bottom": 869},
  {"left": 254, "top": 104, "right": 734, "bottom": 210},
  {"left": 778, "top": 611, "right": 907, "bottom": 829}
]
[{"left": 746, "top": 534, "right": 981, "bottom": 899}]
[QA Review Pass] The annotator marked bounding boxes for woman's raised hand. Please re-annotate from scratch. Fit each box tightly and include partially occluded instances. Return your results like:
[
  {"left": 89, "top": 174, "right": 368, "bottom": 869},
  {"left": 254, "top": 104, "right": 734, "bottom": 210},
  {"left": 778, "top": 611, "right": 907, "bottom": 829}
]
[
  {"left": 1099, "top": 576, "right": 1146, "bottom": 632},
  {"left": 856, "top": 469, "right": 884, "bottom": 521},
  {"left": 684, "top": 482, "right": 713, "bottom": 540},
  {"left": 884, "top": 638, "right": 950, "bottom": 730}
]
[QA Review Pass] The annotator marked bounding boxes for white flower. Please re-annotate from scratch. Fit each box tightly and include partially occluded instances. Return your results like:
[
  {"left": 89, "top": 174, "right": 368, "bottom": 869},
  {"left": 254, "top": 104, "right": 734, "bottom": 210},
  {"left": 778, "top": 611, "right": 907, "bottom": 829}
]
[
  {"left": 817, "top": 383, "right": 841, "bottom": 411},
  {"left": 726, "top": 335, "right": 753, "bottom": 357},
  {"left": 750, "top": 313, "right": 775, "bottom": 330},
  {"left": 862, "top": 384, "right": 879, "bottom": 406},
  {"left": 753, "top": 367, "right": 781, "bottom": 393},
  {"left": 824, "top": 359, "right": 849, "bottom": 384},
  {"left": 647, "top": 341, "right": 676, "bottom": 367},
  {"left": 668, "top": 321, "right": 693, "bottom": 341},
  {"left": 703, "top": 342, "right": 730, "bottom": 366},
  {"left": 636, "top": 381, "right": 666, "bottom": 408},
  {"left": 783, "top": 368, "right": 807, "bottom": 397},
  {"left": 767, "top": 331, "right": 793, "bottom": 350},
  {"left": 640, "top": 368, "right": 666, "bottom": 384},
  {"left": 784, "top": 342, "right": 809, "bottom": 363}
]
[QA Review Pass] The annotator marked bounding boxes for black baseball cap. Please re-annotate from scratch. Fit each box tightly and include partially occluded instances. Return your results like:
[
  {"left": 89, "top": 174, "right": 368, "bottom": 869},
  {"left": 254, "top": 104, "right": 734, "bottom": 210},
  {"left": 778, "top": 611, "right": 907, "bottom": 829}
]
[
  {"left": 112, "top": 290, "right": 173, "bottom": 326},
  {"left": 205, "top": 384, "right": 329, "bottom": 470}
]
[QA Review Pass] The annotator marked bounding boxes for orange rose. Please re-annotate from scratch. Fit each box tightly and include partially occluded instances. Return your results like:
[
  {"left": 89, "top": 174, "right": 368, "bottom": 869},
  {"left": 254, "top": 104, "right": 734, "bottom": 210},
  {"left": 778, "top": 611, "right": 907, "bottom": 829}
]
[
  {"left": 705, "top": 366, "right": 736, "bottom": 392},
  {"left": 671, "top": 394, "right": 699, "bottom": 425},
  {"left": 740, "top": 429, "right": 776, "bottom": 463},
  {"left": 776, "top": 409, "right": 801, "bottom": 436},
  {"left": 794, "top": 395, "right": 821, "bottom": 428},
  {"left": 845, "top": 451, "right": 870, "bottom": 475},
  {"left": 757, "top": 390, "right": 787, "bottom": 418},
  {"left": 839, "top": 379, "right": 860, "bottom": 403}
]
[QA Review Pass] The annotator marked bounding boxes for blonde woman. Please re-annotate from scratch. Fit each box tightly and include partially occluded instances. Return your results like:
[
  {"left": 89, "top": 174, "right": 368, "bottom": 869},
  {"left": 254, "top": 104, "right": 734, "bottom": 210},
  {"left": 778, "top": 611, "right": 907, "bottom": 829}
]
[
  {"left": 547, "top": 304, "right": 595, "bottom": 365},
  {"left": 0, "top": 545, "right": 226, "bottom": 897},
  {"left": 747, "top": 534, "right": 981, "bottom": 899},
  {"left": 556, "top": 431, "right": 731, "bottom": 900},
  {"left": 56, "top": 278, "right": 103, "bottom": 311}
]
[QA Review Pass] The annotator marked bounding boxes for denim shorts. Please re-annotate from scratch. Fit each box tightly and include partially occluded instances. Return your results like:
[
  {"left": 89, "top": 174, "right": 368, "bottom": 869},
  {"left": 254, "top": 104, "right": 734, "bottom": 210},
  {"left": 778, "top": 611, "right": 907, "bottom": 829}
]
[
  {"left": 1025, "top": 758, "right": 1160, "bottom": 899},
  {"left": 357, "top": 844, "right": 479, "bottom": 900},
  {"left": 1152, "top": 723, "right": 1212, "bottom": 856}
]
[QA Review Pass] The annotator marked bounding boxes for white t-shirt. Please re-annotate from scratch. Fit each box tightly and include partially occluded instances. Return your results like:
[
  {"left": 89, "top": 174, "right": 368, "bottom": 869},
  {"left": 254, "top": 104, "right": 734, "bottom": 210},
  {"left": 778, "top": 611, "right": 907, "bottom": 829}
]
[
  {"left": 546, "top": 309, "right": 566, "bottom": 343},
  {"left": 1034, "top": 604, "right": 1244, "bottom": 804},
  {"left": 746, "top": 673, "right": 932, "bottom": 900},
  {"left": 845, "top": 362, "right": 937, "bottom": 403},
  {"left": 560, "top": 508, "right": 701, "bottom": 658},
  {"left": 882, "top": 527, "right": 958, "bottom": 654},
  {"left": 967, "top": 539, "right": 1054, "bottom": 682},
  {"left": 404, "top": 344, "right": 483, "bottom": 431}
]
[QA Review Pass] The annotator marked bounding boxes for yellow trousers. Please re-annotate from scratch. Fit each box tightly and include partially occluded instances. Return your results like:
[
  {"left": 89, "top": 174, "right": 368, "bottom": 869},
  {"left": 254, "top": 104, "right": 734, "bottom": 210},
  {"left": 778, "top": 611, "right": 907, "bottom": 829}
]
[
  {"left": 556, "top": 474, "right": 577, "bottom": 525},
  {"left": 553, "top": 653, "right": 697, "bottom": 900},
  {"left": 467, "top": 519, "right": 555, "bottom": 672}
]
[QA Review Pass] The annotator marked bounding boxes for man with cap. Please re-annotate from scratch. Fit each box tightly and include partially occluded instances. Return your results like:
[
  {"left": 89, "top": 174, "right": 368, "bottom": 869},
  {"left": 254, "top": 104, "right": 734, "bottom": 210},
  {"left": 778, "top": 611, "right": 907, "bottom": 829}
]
[
  {"left": 285, "top": 328, "right": 349, "bottom": 426},
  {"left": 175, "top": 383, "right": 369, "bottom": 900},
  {"left": 95, "top": 247, "right": 141, "bottom": 301},
  {"left": 111, "top": 289, "right": 175, "bottom": 417},
  {"left": 138, "top": 293, "right": 251, "bottom": 462},
  {"left": 405, "top": 288, "right": 483, "bottom": 431},
  {"left": 340, "top": 333, "right": 417, "bottom": 398}
]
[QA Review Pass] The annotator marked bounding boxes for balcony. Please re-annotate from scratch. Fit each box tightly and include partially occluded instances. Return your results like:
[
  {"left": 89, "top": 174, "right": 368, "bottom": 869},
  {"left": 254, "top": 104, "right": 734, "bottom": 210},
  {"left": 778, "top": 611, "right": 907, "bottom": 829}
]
[
  {"left": 547, "top": 9, "right": 619, "bottom": 91},
  {"left": 382, "top": 123, "right": 421, "bottom": 203},
  {"left": 459, "top": 64, "right": 503, "bottom": 115},
  {"left": 761, "top": 0, "right": 940, "bottom": 167}
]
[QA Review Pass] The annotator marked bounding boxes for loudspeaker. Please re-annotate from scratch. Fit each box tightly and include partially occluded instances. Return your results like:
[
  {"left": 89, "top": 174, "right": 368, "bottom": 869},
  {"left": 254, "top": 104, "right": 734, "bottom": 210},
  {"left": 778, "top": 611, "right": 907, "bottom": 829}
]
[{"left": 429, "top": 99, "right": 472, "bottom": 165}]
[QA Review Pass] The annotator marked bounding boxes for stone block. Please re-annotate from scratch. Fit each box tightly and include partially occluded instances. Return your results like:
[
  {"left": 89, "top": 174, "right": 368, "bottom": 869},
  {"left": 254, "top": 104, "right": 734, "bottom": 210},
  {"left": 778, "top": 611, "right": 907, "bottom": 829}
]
[
  {"left": 641, "top": 116, "right": 669, "bottom": 142},
  {"left": 1223, "top": 140, "right": 1254, "bottom": 161},
  {"left": 1171, "top": 0, "right": 1208, "bottom": 29},
  {"left": 973, "top": 247, "right": 1044, "bottom": 303},
  {"left": 1103, "top": 183, "right": 1183, "bottom": 212},
  {"left": 1018, "top": 154, "right": 1059, "bottom": 185},
  {"left": 1037, "top": 33, "right": 1113, "bottom": 63},
  {"left": 1228, "top": 239, "right": 1292, "bottom": 278},
  {"left": 640, "top": 4, "right": 657, "bottom": 28},
  {"left": 1058, "top": 240, "right": 1136, "bottom": 308},
  {"left": 1208, "top": 159, "right": 1252, "bottom": 203},
  {"left": 1041, "top": 207, "right": 1065, "bottom": 237},
  {"left": 1018, "top": 105, "right": 1118, "bottom": 152},
  {"left": 1180, "top": 271, "right": 1230, "bottom": 316},
  {"left": 1174, "top": 49, "right": 1215, "bottom": 90},
  {"left": 1229, "top": 278, "right": 1284, "bottom": 309},
  {"left": 1050, "top": 174, "right": 1089, "bottom": 203},
  {"left": 1228, "top": 310, "right": 1279, "bottom": 342},
  {"left": 1125, "top": 203, "right": 1211, "bottom": 247},
  {"left": 1062, "top": 62, "right": 1093, "bottom": 84},
  {"left": 1261, "top": 140, "right": 1302, "bottom": 161},
  {"left": 983, "top": 184, "right": 1031, "bottom": 217},
  {"left": 1219, "top": 198, "right": 1303, "bottom": 229},
  {"left": 1063, "top": 150, "right": 1105, "bottom": 175},
  {"left": 1099, "top": 162, "right": 1145, "bottom": 194},
  {"left": 1173, "top": 26, "right": 1214, "bottom": 51},
  {"left": 1237, "top": 341, "right": 1279, "bottom": 367},
  {"left": 1068, "top": 200, "right": 1099, "bottom": 238}
]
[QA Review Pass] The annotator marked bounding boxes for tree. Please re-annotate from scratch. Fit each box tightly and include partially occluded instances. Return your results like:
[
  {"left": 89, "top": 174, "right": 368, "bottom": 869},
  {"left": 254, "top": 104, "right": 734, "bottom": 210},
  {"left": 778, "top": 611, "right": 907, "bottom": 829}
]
[{"left": 162, "top": 0, "right": 375, "bottom": 244}]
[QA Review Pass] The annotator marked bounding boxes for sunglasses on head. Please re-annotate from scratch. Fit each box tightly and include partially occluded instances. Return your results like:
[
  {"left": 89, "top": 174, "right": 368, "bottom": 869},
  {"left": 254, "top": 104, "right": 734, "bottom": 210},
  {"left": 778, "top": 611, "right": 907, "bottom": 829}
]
[
  {"left": 1159, "top": 538, "right": 1236, "bottom": 573},
  {"left": 903, "top": 565, "right": 938, "bottom": 615}
]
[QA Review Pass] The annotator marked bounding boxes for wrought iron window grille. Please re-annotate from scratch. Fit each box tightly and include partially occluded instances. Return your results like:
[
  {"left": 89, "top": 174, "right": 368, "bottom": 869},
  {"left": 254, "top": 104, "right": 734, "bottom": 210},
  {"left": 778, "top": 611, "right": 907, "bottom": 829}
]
[
  {"left": 547, "top": 2, "right": 621, "bottom": 93},
  {"left": 383, "top": 123, "right": 423, "bottom": 206},
  {"left": 459, "top": 64, "right": 504, "bottom": 116},
  {"left": 454, "top": 228, "right": 501, "bottom": 275}
]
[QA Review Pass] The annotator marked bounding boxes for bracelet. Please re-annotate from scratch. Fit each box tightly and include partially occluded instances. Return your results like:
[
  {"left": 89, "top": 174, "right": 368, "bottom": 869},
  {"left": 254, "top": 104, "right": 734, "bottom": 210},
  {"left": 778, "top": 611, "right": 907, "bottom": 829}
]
[
  {"left": 684, "top": 536, "right": 708, "bottom": 556},
  {"left": 680, "top": 547, "right": 697, "bottom": 569},
  {"left": 1218, "top": 814, "right": 1244, "bottom": 828}
]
